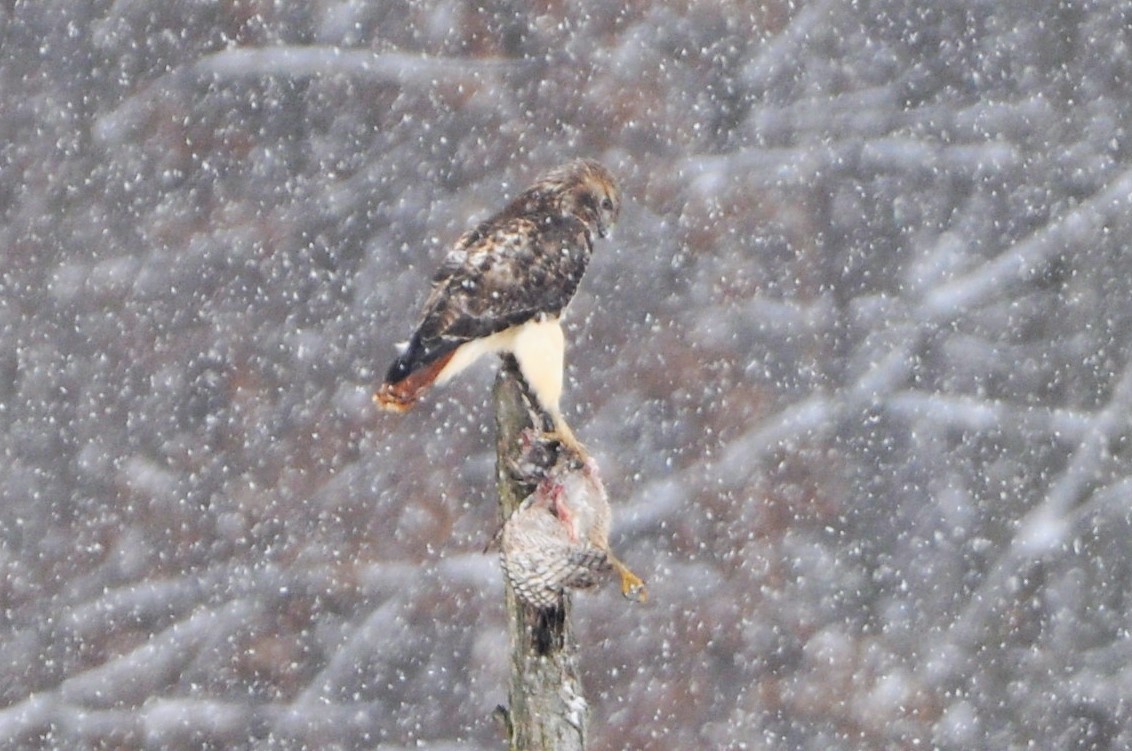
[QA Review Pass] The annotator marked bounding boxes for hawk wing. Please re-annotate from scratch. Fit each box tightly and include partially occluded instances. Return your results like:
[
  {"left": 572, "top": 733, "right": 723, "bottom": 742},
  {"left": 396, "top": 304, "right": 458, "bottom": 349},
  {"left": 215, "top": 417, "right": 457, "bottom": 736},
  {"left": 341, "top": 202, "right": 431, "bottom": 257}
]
[{"left": 379, "top": 213, "right": 593, "bottom": 401}]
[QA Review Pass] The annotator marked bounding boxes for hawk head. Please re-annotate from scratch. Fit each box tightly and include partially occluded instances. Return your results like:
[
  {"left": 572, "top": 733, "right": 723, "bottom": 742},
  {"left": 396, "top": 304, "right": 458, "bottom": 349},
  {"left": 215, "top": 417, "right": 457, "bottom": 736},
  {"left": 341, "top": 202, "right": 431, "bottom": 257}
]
[{"left": 534, "top": 159, "right": 622, "bottom": 238}]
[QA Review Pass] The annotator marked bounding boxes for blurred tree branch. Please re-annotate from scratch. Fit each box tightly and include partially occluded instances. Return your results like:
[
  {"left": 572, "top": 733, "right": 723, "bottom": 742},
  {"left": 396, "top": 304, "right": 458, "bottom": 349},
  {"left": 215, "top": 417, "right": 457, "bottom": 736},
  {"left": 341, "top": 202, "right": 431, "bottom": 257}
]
[{"left": 93, "top": 48, "right": 529, "bottom": 149}]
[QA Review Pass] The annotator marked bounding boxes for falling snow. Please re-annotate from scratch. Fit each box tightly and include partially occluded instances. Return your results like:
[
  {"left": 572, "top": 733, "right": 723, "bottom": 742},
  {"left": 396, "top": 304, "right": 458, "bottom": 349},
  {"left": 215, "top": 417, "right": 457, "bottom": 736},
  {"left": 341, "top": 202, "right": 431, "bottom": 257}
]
[{"left": 3, "top": 1, "right": 1132, "bottom": 749}]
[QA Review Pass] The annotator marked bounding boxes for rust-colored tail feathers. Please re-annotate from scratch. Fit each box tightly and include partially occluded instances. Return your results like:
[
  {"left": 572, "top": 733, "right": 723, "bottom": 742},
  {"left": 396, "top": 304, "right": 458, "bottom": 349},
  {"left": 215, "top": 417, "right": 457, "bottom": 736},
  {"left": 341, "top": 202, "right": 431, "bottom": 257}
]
[{"left": 374, "top": 346, "right": 454, "bottom": 412}]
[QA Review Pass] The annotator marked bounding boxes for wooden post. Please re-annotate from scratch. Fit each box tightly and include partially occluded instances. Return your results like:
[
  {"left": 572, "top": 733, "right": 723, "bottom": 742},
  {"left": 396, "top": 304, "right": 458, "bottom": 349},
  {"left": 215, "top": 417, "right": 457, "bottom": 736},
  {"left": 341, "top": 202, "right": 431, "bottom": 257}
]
[{"left": 493, "top": 357, "right": 588, "bottom": 751}]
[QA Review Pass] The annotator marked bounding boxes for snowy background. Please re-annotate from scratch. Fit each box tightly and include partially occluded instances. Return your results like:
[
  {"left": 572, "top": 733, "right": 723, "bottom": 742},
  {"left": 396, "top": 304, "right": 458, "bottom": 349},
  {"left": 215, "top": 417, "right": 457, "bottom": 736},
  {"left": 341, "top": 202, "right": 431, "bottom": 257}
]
[{"left": 4, "top": 1, "right": 1132, "bottom": 749}]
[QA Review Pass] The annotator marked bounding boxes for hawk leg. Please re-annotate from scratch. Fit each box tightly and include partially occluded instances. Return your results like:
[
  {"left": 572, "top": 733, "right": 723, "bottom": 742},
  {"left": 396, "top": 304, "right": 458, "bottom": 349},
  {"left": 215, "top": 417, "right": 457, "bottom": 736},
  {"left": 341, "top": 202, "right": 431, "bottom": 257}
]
[
  {"left": 508, "top": 318, "right": 591, "bottom": 462},
  {"left": 545, "top": 411, "right": 589, "bottom": 465}
]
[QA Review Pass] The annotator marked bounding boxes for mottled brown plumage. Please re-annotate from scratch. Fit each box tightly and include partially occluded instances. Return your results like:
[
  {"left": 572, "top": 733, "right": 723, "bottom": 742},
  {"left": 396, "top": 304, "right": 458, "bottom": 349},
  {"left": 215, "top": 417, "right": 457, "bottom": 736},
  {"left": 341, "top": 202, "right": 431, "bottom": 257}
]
[
  {"left": 500, "top": 452, "right": 647, "bottom": 610},
  {"left": 374, "top": 160, "right": 620, "bottom": 457}
]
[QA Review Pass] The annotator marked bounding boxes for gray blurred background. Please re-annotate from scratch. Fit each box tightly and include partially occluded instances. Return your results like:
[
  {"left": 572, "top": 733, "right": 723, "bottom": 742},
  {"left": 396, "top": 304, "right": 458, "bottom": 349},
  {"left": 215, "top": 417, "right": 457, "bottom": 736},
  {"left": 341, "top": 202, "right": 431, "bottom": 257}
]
[{"left": 3, "top": 1, "right": 1132, "bottom": 749}]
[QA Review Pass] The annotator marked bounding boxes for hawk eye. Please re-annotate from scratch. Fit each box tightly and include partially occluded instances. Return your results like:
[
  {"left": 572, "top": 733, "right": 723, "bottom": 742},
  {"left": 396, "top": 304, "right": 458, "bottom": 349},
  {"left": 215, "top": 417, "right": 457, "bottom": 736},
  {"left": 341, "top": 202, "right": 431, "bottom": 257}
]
[{"left": 601, "top": 198, "right": 613, "bottom": 211}]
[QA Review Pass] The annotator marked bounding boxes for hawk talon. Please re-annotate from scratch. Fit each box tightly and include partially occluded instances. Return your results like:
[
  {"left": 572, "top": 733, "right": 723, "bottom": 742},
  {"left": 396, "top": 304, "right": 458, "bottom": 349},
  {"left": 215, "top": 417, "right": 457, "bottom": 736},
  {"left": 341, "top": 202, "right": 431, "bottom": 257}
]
[
  {"left": 542, "top": 421, "right": 589, "bottom": 467},
  {"left": 505, "top": 456, "right": 542, "bottom": 486}
]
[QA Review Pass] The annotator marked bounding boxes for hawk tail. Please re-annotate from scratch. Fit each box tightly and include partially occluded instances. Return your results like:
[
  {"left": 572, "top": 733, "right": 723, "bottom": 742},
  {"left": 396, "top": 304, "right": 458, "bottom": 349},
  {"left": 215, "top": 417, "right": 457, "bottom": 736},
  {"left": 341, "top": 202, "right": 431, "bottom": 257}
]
[{"left": 374, "top": 341, "right": 455, "bottom": 413}]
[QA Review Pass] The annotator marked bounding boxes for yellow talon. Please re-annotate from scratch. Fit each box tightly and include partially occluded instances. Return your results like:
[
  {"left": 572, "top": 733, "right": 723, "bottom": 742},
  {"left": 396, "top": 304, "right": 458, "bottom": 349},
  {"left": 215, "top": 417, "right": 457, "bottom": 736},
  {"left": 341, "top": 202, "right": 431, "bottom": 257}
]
[
  {"left": 544, "top": 414, "right": 589, "bottom": 464},
  {"left": 608, "top": 554, "right": 648, "bottom": 603}
]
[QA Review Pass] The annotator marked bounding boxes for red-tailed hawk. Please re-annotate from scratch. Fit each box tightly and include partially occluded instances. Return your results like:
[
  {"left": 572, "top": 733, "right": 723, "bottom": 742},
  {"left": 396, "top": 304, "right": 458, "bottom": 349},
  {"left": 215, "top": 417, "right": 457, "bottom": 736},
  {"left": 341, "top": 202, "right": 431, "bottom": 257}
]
[
  {"left": 500, "top": 442, "right": 647, "bottom": 610},
  {"left": 374, "top": 160, "right": 621, "bottom": 457}
]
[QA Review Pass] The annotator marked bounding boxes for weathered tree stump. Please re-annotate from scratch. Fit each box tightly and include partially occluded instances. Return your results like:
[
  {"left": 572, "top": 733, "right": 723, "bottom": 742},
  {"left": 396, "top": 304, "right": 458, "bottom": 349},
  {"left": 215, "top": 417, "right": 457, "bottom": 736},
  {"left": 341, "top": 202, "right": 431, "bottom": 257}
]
[{"left": 493, "top": 357, "right": 588, "bottom": 751}]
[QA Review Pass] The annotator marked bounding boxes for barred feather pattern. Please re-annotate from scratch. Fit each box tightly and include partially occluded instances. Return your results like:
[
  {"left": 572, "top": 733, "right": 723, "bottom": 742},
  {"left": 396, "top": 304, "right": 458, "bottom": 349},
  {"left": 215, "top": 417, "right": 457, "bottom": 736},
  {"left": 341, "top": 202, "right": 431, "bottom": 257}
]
[{"left": 500, "top": 461, "right": 614, "bottom": 610}]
